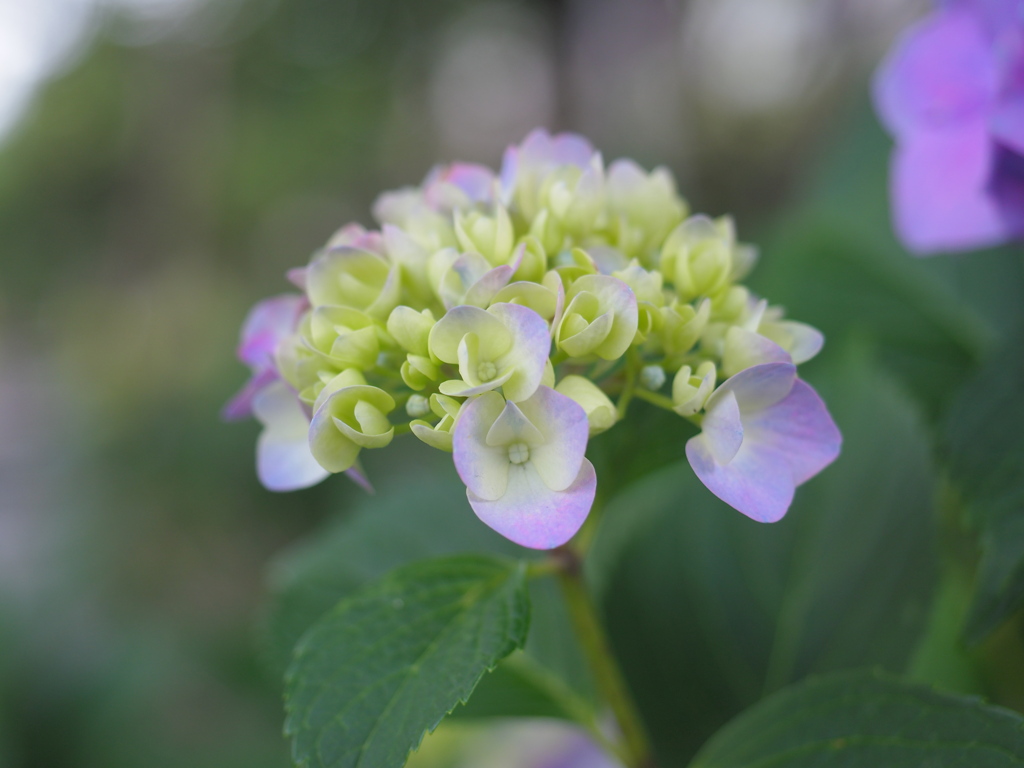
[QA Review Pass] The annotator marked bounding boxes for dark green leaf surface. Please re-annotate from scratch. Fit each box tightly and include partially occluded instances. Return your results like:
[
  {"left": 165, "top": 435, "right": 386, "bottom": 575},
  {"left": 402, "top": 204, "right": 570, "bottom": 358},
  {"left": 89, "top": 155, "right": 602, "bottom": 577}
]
[
  {"left": 691, "top": 670, "right": 1024, "bottom": 767},
  {"left": 263, "top": 451, "right": 594, "bottom": 712},
  {"left": 595, "top": 342, "right": 939, "bottom": 763},
  {"left": 284, "top": 555, "right": 530, "bottom": 768},
  {"left": 944, "top": 330, "right": 1024, "bottom": 642}
]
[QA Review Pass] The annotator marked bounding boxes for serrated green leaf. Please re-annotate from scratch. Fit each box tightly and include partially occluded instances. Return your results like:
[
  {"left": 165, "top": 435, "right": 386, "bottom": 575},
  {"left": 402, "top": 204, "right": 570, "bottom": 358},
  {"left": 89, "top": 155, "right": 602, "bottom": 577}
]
[
  {"left": 944, "top": 329, "right": 1024, "bottom": 643},
  {"left": 284, "top": 555, "right": 530, "bottom": 768},
  {"left": 262, "top": 456, "right": 595, "bottom": 715},
  {"left": 690, "top": 670, "right": 1024, "bottom": 767}
]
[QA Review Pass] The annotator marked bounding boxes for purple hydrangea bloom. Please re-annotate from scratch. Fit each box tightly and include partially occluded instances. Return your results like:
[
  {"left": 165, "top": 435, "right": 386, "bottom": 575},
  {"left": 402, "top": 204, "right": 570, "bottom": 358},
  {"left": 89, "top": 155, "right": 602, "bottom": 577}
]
[{"left": 874, "top": 0, "right": 1024, "bottom": 254}]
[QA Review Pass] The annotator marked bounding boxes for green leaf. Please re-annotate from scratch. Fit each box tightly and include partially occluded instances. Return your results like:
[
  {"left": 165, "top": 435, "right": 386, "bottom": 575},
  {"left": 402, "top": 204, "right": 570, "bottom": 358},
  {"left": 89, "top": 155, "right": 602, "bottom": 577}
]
[
  {"left": 944, "top": 330, "right": 1024, "bottom": 643},
  {"left": 690, "top": 670, "right": 1024, "bottom": 767},
  {"left": 262, "top": 452, "right": 595, "bottom": 715},
  {"left": 261, "top": 457, "right": 518, "bottom": 676},
  {"left": 284, "top": 554, "right": 530, "bottom": 768},
  {"left": 593, "top": 340, "right": 939, "bottom": 762}
]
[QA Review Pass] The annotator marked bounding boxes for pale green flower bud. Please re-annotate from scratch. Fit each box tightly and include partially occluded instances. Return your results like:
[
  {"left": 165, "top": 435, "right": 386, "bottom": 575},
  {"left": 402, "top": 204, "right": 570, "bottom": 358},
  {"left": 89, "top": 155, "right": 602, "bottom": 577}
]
[
  {"left": 410, "top": 393, "right": 462, "bottom": 452},
  {"left": 614, "top": 261, "right": 665, "bottom": 343},
  {"left": 309, "top": 370, "right": 395, "bottom": 473},
  {"left": 711, "top": 285, "right": 751, "bottom": 323},
  {"left": 373, "top": 188, "right": 455, "bottom": 252},
  {"left": 555, "top": 375, "right": 617, "bottom": 435},
  {"left": 511, "top": 236, "right": 547, "bottom": 283},
  {"left": 455, "top": 206, "right": 515, "bottom": 266},
  {"left": 756, "top": 306, "right": 824, "bottom": 365},
  {"left": 400, "top": 354, "right": 440, "bottom": 390},
  {"left": 302, "top": 306, "right": 381, "bottom": 371},
  {"left": 552, "top": 247, "right": 598, "bottom": 284},
  {"left": 306, "top": 247, "right": 401, "bottom": 320},
  {"left": 672, "top": 361, "right": 716, "bottom": 416},
  {"left": 386, "top": 306, "right": 436, "bottom": 357},
  {"left": 714, "top": 215, "right": 759, "bottom": 281},
  {"left": 640, "top": 365, "right": 667, "bottom": 391},
  {"left": 661, "top": 216, "right": 734, "bottom": 301},
  {"left": 537, "top": 155, "right": 606, "bottom": 238},
  {"left": 405, "top": 394, "right": 431, "bottom": 418},
  {"left": 556, "top": 274, "right": 639, "bottom": 360},
  {"left": 490, "top": 280, "right": 561, "bottom": 323},
  {"left": 606, "top": 160, "right": 687, "bottom": 261},
  {"left": 659, "top": 298, "right": 711, "bottom": 360},
  {"left": 529, "top": 208, "right": 567, "bottom": 255}
]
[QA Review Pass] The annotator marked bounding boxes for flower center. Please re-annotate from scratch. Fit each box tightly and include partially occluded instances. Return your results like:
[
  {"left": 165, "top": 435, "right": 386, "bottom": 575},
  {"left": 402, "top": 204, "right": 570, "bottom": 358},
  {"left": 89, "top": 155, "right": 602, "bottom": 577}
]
[
  {"left": 477, "top": 361, "right": 498, "bottom": 382},
  {"left": 507, "top": 442, "right": 530, "bottom": 465}
]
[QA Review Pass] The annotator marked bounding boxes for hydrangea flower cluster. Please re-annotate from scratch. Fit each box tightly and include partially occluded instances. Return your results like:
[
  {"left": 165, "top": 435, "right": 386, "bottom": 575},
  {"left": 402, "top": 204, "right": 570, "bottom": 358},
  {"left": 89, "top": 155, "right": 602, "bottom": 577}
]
[
  {"left": 226, "top": 130, "right": 841, "bottom": 549},
  {"left": 874, "top": 0, "right": 1024, "bottom": 254}
]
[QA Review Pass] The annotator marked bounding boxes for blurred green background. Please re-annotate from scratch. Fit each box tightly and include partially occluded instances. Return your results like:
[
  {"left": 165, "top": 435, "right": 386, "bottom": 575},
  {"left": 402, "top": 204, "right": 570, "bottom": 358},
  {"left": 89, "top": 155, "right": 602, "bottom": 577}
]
[{"left": 3, "top": 0, "right": 1024, "bottom": 766}]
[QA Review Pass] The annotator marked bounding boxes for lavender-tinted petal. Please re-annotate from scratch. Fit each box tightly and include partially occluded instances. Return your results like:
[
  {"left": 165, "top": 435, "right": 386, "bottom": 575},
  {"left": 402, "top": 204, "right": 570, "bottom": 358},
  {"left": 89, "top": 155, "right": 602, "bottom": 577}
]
[
  {"left": 713, "top": 362, "right": 797, "bottom": 414},
  {"left": 452, "top": 391, "right": 511, "bottom": 500},
  {"left": 344, "top": 462, "right": 375, "bottom": 494},
  {"left": 891, "top": 120, "right": 1009, "bottom": 253},
  {"left": 491, "top": 302, "right": 552, "bottom": 402},
  {"left": 517, "top": 387, "right": 590, "bottom": 492},
  {"left": 237, "top": 293, "right": 307, "bottom": 369},
  {"left": 874, "top": 8, "right": 996, "bottom": 137},
  {"left": 700, "top": 389, "right": 744, "bottom": 466},
  {"left": 252, "top": 382, "right": 329, "bottom": 492},
  {"left": 467, "top": 459, "right": 596, "bottom": 549},
  {"left": 745, "top": 378, "right": 842, "bottom": 487},
  {"left": 222, "top": 367, "right": 277, "bottom": 421},
  {"left": 686, "top": 434, "right": 795, "bottom": 523}
]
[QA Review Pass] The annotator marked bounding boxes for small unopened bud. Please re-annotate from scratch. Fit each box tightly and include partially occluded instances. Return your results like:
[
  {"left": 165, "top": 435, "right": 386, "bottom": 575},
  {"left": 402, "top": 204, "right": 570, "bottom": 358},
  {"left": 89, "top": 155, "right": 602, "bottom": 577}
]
[
  {"left": 406, "top": 394, "right": 431, "bottom": 418},
  {"left": 640, "top": 365, "right": 667, "bottom": 391}
]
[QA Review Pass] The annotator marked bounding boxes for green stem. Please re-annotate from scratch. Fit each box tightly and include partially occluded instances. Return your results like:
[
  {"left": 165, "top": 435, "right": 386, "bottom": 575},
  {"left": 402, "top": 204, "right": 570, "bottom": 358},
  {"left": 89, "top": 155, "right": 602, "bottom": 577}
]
[
  {"left": 632, "top": 388, "right": 676, "bottom": 412},
  {"left": 616, "top": 353, "right": 639, "bottom": 419},
  {"left": 553, "top": 546, "right": 656, "bottom": 768}
]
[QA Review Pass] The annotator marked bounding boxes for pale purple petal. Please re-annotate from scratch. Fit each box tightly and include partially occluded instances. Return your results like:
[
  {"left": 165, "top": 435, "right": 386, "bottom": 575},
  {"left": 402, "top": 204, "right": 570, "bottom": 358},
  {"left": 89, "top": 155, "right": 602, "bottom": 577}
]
[
  {"left": 467, "top": 459, "right": 596, "bottom": 549},
  {"left": 425, "top": 162, "right": 496, "bottom": 209},
  {"left": 715, "top": 362, "right": 797, "bottom": 414},
  {"left": 252, "top": 382, "right": 329, "bottom": 492},
  {"left": 874, "top": 8, "right": 996, "bottom": 137},
  {"left": 721, "top": 327, "right": 792, "bottom": 378},
  {"left": 686, "top": 434, "right": 795, "bottom": 524},
  {"left": 517, "top": 387, "right": 589, "bottom": 492},
  {"left": 453, "top": 392, "right": 512, "bottom": 501},
  {"left": 744, "top": 378, "right": 842, "bottom": 486},
  {"left": 891, "top": 120, "right": 1009, "bottom": 253},
  {"left": 237, "top": 294, "right": 307, "bottom": 369},
  {"left": 700, "top": 389, "right": 744, "bottom": 466},
  {"left": 344, "top": 463, "right": 375, "bottom": 494},
  {"left": 222, "top": 367, "right": 277, "bottom": 421},
  {"left": 490, "top": 303, "right": 552, "bottom": 402}
]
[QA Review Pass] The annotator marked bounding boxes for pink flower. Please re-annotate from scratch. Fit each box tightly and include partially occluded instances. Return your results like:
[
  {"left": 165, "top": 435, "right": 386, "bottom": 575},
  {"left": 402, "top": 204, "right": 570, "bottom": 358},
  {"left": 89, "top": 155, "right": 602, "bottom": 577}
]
[{"left": 686, "top": 363, "right": 841, "bottom": 523}]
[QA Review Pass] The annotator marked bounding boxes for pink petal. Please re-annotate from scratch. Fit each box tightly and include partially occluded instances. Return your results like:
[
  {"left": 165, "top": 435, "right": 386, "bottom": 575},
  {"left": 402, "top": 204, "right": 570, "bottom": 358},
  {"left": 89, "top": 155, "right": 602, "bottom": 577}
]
[
  {"left": 873, "top": 8, "right": 996, "bottom": 137},
  {"left": 517, "top": 387, "right": 590, "bottom": 492},
  {"left": 745, "top": 378, "right": 842, "bottom": 486},
  {"left": 252, "top": 382, "right": 329, "bottom": 492},
  {"left": 891, "top": 120, "right": 1009, "bottom": 253},
  {"left": 686, "top": 433, "right": 795, "bottom": 524},
  {"left": 467, "top": 459, "right": 597, "bottom": 549}
]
